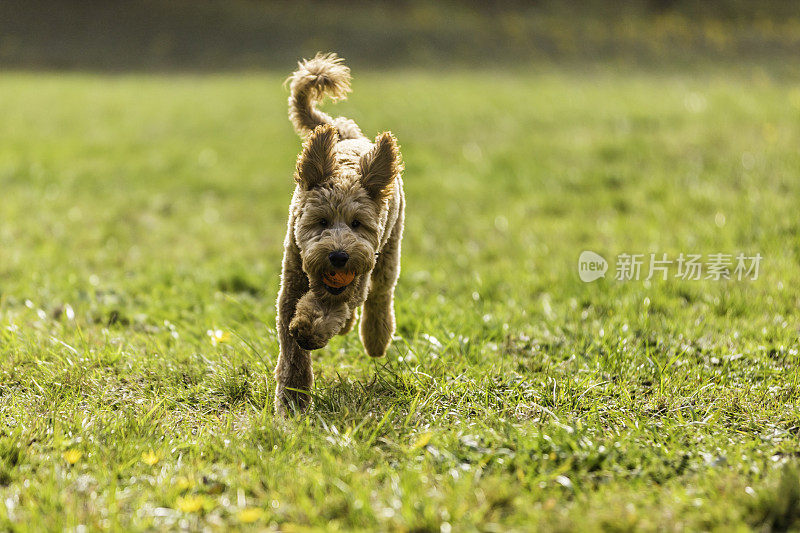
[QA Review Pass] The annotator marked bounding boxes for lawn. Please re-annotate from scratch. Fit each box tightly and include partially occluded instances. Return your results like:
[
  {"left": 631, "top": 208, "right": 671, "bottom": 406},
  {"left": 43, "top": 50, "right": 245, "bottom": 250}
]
[{"left": 0, "top": 68, "right": 799, "bottom": 531}]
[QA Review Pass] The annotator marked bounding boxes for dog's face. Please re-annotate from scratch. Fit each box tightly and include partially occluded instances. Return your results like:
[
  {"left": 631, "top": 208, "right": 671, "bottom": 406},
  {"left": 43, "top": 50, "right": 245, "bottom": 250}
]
[
  {"left": 292, "top": 125, "right": 399, "bottom": 297},
  {"left": 295, "top": 184, "right": 380, "bottom": 295}
]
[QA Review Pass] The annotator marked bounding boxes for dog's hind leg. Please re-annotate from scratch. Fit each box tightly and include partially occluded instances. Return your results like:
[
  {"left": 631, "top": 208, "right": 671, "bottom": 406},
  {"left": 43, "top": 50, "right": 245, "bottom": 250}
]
[{"left": 360, "top": 206, "right": 404, "bottom": 358}]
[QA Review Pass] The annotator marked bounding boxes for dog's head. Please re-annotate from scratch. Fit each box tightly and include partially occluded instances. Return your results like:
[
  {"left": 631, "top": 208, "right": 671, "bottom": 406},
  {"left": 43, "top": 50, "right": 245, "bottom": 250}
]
[{"left": 292, "top": 124, "right": 400, "bottom": 298}]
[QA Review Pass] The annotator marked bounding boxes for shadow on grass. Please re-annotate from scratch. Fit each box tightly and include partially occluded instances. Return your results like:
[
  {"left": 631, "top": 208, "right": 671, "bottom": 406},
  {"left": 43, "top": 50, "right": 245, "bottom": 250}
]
[{"left": 311, "top": 362, "right": 419, "bottom": 420}]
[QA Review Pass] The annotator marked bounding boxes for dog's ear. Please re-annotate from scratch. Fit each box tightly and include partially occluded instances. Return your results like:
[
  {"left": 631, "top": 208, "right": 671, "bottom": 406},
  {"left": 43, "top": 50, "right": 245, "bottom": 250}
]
[
  {"left": 359, "top": 132, "right": 401, "bottom": 200},
  {"left": 296, "top": 124, "right": 339, "bottom": 190}
]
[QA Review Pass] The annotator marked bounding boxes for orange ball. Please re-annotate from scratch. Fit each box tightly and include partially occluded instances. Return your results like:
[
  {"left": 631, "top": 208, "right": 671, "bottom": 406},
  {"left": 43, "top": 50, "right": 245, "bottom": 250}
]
[{"left": 323, "top": 271, "right": 355, "bottom": 288}]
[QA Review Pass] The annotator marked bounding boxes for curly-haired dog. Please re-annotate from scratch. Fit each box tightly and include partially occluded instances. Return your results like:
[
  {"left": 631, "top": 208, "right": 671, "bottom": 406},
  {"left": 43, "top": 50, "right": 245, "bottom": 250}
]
[{"left": 274, "top": 53, "right": 405, "bottom": 415}]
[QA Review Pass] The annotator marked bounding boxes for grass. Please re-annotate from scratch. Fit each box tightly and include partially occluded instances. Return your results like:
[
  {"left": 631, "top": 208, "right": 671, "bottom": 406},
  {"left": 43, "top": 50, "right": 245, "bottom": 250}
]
[{"left": 0, "top": 67, "right": 798, "bottom": 531}]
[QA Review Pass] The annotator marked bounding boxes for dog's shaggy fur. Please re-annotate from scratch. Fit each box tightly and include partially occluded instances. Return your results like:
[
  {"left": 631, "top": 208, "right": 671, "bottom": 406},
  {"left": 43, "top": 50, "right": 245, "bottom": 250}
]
[{"left": 274, "top": 53, "right": 405, "bottom": 415}]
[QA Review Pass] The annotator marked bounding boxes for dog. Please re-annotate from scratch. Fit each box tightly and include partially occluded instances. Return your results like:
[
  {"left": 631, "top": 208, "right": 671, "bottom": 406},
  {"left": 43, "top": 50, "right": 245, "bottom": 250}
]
[{"left": 273, "top": 53, "right": 405, "bottom": 415}]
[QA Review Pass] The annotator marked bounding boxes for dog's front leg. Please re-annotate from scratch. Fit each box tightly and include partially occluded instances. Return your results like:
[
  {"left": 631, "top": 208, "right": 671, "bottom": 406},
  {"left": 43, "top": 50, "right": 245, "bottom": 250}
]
[
  {"left": 361, "top": 211, "right": 403, "bottom": 358},
  {"left": 274, "top": 245, "right": 315, "bottom": 416},
  {"left": 289, "top": 292, "right": 350, "bottom": 351}
]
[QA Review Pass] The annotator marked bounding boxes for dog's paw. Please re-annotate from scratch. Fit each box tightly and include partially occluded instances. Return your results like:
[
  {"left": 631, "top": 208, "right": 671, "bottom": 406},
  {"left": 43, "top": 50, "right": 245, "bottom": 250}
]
[
  {"left": 289, "top": 314, "right": 328, "bottom": 351},
  {"left": 294, "top": 334, "right": 326, "bottom": 351}
]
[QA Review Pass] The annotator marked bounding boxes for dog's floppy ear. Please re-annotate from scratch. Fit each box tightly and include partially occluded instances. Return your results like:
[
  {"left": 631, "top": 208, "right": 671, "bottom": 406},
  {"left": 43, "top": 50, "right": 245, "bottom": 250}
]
[
  {"left": 359, "top": 132, "right": 401, "bottom": 200},
  {"left": 296, "top": 124, "right": 339, "bottom": 190}
]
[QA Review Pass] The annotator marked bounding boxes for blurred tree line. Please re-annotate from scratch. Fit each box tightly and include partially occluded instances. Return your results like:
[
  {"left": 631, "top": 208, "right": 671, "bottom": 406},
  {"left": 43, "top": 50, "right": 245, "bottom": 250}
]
[{"left": 1, "top": 0, "right": 799, "bottom": 70}]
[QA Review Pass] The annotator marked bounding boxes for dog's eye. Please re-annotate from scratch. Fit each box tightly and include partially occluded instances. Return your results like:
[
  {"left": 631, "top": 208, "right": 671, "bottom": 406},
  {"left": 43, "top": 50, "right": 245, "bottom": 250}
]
[
  {"left": 351, "top": 220, "right": 361, "bottom": 229},
  {"left": 319, "top": 218, "right": 328, "bottom": 227}
]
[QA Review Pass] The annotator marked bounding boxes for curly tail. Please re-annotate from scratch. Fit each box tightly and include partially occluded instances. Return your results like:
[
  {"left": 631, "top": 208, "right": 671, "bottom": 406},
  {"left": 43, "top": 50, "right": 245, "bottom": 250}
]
[{"left": 287, "top": 52, "right": 362, "bottom": 140}]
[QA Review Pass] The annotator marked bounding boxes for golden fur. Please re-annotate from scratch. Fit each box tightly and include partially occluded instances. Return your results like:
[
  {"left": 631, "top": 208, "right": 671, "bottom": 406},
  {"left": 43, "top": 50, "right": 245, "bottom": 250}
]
[{"left": 274, "top": 53, "right": 405, "bottom": 415}]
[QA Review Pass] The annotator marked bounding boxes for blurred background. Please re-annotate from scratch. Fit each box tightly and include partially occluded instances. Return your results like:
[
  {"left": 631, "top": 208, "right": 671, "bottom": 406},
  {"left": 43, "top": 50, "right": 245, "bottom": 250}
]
[{"left": 2, "top": 0, "right": 800, "bottom": 72}]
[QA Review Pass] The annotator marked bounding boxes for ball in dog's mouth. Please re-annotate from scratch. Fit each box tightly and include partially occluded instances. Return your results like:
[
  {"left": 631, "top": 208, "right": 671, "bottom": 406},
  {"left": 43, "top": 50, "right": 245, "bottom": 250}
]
[{"left": 322, "top": 271, "right": 355, "bottom": 295}]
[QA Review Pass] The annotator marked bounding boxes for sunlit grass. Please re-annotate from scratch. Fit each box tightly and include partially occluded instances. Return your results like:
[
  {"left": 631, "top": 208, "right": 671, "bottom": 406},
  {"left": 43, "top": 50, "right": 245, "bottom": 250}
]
[{"left": 0, "top": 68, "right": 798, "bottom": 530}]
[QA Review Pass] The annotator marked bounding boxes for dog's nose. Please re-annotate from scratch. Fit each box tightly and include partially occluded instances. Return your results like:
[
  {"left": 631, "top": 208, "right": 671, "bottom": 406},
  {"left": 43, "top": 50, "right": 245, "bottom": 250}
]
[{"left": 328, "top": 251, "right": 349, "bottom": 268}]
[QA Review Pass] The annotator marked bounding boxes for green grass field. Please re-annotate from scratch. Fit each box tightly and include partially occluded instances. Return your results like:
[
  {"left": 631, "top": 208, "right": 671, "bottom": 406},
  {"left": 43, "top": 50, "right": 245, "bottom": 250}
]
[{"left": 0, "top": 68, "right": 799, "bottom": 531}]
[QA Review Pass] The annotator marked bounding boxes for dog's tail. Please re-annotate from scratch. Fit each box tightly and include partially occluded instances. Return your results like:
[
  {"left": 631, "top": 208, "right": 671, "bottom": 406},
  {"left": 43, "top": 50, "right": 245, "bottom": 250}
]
[{"left": 287, "top": 52, "right": 362, "bottom": 140}]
